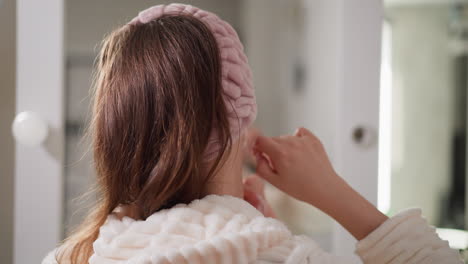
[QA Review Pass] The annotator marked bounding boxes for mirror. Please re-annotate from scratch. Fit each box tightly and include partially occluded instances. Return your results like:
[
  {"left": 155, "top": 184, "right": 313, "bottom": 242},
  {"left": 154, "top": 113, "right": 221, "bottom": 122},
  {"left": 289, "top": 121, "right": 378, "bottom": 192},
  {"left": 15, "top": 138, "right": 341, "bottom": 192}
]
[{"left": 383, "top": 0, "right": 467, "bottom": 250}]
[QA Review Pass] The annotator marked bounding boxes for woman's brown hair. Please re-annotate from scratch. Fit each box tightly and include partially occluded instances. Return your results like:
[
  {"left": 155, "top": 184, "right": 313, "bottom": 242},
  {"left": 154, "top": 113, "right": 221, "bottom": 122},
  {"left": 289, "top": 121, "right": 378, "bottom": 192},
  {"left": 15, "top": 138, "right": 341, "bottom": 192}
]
[{"left": 57, "top": 14, "right": 231, "bottom": 263}]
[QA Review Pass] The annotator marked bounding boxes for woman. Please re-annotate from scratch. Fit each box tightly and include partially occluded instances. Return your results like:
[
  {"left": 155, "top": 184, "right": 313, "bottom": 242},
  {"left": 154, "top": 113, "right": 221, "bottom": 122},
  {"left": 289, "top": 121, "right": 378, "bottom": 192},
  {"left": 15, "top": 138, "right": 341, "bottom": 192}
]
[{"left": 43, "top": 4, "right": 462, "bottom": 264}]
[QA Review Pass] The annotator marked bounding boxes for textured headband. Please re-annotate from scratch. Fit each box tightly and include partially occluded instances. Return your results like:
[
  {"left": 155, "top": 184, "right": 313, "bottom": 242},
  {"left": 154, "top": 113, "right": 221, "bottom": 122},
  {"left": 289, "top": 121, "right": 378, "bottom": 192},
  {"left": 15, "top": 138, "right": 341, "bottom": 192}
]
[{"left": 129, "top": 4, "right": 257, "bottom": 160}]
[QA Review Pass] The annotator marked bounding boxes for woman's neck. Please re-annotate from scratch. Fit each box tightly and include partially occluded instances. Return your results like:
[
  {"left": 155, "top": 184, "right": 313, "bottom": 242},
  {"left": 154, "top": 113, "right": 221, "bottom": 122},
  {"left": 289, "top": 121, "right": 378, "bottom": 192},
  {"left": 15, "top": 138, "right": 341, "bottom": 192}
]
[
  {"left": 202, "top": 173, "right": 243, "bottom": 198},
  {"left": 201, "top": 145, "right": 244, "bottom": 199}
]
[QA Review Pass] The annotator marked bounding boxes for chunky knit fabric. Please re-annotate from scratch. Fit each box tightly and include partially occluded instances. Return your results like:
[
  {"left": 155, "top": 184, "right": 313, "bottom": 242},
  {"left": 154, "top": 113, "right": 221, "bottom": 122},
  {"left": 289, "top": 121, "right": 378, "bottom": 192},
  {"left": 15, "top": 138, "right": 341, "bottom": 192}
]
[
  {"left": 129, "top": 4, "right": 256, "bottom": 160},
  {"left": 42, "top": 195, "right": 462, "bottom": 264},
  {"left": 355, "top": 209, "right": 462, "bottom": 264}
]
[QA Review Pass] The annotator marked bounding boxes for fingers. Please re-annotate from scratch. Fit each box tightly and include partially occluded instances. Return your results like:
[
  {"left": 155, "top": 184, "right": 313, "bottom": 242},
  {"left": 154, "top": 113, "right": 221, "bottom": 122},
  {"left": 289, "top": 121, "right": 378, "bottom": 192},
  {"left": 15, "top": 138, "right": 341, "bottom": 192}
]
[
  {"left": 255, "top": 135, "right": 282, "bottom": 160},
  {"left": 255, "top": 152, "right": 277, "bottom": 183},
  {"left": 254, "top": 127, "right": 318, "bottom": 184},
  {"left": 243, "top": 187, "right": 276, "bottom": 218},
  {"left": 294, "top": 127, "right": 303, "bottom": 137},
  {"left": 255, "top": 127, "right": 311, "bottom": 157},
  {"left": 243, "top": 188, "right": 265, "bottom": 213},
  {"left": 243, "top": 174, "right": 265, "bottom": 195},
  {"left": 294, "top": 127, "right": 314, "bottom": 138}
]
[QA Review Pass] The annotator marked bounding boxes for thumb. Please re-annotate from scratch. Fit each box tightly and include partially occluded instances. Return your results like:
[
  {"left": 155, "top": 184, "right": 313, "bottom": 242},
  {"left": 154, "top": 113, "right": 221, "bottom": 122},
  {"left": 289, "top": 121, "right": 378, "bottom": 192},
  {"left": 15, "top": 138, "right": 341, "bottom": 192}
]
[
  {"left": 243, "top": 188, "right": 265, "bottom": 213},
  {"left": 243, "top": 174, "right": 265, "bottom": 195},
  {"left": 255, "top": 135, "right": 281, "bottom": 161},
  {"left": 256, "top": 153, "right": 277, "bottom": 183}
]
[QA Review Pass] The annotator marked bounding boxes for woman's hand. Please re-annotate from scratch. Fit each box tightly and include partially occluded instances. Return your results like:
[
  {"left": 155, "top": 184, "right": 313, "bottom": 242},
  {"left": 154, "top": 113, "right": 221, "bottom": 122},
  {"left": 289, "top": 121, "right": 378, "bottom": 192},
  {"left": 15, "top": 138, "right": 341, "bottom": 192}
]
[
  {"left": 253, "top": 127, "right": 340, "bottom": 207},
  {"left": 243, "top": 174, "right": 276, "bottom": 218},
  {"left": 253, "top": 127, "right": 388, "bottom": 240}
]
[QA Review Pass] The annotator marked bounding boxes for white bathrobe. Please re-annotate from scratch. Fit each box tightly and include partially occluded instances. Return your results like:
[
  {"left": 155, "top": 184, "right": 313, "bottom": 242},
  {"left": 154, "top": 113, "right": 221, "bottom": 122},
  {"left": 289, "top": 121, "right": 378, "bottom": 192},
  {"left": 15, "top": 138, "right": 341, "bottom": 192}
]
[{"left": 42, "top": 195, "right": 462, "bottom": 264}]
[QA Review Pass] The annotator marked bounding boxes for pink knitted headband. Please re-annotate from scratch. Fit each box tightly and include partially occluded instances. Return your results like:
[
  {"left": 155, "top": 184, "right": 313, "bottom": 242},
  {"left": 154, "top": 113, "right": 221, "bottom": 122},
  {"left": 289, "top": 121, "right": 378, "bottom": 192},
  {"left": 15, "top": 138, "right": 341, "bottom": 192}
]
[{"left": 129, "top": 4, "right": 257, "bottom": 160}]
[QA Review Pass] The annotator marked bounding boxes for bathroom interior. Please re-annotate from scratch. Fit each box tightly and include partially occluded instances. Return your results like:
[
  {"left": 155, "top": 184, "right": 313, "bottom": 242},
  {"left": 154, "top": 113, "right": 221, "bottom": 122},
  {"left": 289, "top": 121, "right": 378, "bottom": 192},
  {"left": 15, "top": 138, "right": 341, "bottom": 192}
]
[{"left": 1, "top": 0, "right": 468, "bottom": 262}]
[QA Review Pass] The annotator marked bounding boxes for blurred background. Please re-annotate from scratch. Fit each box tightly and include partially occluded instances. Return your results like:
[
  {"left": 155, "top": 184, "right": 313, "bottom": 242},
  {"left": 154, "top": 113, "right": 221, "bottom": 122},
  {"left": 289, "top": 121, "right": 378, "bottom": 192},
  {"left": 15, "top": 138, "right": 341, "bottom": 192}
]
[{"left": 1, "top": 0, "right": 468, "bottom": 263}]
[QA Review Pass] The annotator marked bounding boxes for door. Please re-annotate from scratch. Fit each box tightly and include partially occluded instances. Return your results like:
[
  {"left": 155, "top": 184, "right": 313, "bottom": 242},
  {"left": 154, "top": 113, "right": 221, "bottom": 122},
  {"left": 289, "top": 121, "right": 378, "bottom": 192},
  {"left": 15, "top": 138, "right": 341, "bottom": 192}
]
[
  {"left": 332, "top": 1, "right": 383, "bottom": 256},
  {"left": 13, "top": 0, "right": 383, "bottom": 262},
  {"left": 300, "top": 0, "right": 383, "bottom": 257},
  {"left": 14, "top": 0, "right": 64, "bottom": 263}
]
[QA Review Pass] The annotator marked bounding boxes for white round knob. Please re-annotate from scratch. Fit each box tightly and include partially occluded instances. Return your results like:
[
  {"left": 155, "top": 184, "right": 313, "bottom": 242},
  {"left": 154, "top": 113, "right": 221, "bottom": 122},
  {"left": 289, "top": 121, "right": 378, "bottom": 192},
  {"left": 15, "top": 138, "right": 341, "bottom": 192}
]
[{"left": 12, "top": 111, "right": 49, "bottom": 147}]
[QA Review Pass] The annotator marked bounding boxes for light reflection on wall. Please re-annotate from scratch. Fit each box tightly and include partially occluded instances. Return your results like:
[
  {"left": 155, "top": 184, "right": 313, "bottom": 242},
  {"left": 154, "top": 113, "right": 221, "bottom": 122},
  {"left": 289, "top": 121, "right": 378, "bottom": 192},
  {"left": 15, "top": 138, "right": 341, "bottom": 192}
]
[{"left": 378, "top": 21, "right": 392, "bottom": 214}]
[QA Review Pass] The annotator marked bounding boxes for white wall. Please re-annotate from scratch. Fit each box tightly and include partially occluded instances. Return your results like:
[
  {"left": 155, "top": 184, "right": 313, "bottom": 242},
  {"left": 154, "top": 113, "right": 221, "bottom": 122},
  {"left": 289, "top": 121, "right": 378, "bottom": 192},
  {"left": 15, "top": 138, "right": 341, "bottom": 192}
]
[
  {"left": 66, "top": 0, "right": 241, "bottom": 55},
  {"left": 0, "top": 0, "right": 16, "bottom": 262}
]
